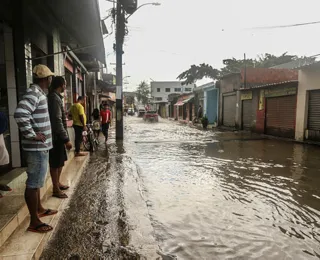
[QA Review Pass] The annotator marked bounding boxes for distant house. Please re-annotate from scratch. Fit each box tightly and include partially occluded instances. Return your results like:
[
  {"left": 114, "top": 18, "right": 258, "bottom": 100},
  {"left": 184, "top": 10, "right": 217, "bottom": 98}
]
[{"left": 151, "top": 81, "right": 195, "bottom": 118}]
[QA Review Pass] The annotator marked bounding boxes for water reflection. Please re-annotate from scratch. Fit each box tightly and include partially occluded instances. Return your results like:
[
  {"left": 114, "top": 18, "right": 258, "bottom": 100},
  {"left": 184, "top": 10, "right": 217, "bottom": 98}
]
[{"left": 126, "top": 117, "right": 320, "bottom": 259}]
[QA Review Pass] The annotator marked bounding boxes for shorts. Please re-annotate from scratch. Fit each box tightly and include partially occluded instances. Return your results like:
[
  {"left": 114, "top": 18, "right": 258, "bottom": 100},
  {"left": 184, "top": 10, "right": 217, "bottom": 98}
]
[
  {"left": 25, "top": 151, "right": 49, "bottom": 189},
  {"left": 49, "top": 139, "right": 68, "bottom": 168}
]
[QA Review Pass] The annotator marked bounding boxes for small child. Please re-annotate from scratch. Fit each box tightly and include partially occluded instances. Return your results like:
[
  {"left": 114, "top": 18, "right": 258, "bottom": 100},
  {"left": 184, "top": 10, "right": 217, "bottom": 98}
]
[{"left": 92, "top": 108, "right": 101, "bottom": 139}]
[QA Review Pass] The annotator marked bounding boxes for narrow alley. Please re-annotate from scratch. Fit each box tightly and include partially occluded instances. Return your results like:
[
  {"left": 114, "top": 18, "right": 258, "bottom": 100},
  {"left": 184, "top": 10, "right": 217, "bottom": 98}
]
[{"left": 42, "top": 117, "right": 320, "bottom": 260}]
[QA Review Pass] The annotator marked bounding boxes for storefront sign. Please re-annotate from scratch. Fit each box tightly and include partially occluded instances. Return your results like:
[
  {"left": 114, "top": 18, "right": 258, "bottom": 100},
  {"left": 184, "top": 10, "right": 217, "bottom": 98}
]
[
  {"left": 264, "top": 86, "right": 297, "bottom": 98},
  {"left": 241, "top": 91, "right": 252, "bottom": 100},
  {"left": 259, "top": 90, "right": 265, "bottom": 110}
]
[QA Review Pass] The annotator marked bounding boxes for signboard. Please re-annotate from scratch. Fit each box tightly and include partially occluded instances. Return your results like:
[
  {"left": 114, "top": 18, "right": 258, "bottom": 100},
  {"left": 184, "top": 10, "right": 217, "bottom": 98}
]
[
  {"left": 241, "top": 91, "right": 253, "bottom": 100},
  {"left": 116, "top": 86, "right": 122, "bottom": 99},
  {"left": 264, "top": 86, "right": 297, "bottom": 98}
]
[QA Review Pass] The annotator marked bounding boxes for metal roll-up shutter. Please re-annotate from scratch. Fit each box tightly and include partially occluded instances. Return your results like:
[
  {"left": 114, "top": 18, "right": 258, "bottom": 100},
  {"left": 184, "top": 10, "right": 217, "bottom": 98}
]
[
  {"left": 242, "top": 100, "right": 252, "bottom": 129},
  {"left": 223, "top": 94, "right": 236, "bottom": 127},
  {"left": 307, "top": 90, "right": 320, "bottom": 141},
  {"left": 266, "top": 95, "right": 296, "bottom": 138}
]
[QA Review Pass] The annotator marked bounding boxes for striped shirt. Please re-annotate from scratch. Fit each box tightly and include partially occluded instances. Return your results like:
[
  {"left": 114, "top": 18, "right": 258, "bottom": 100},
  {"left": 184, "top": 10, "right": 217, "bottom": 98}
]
[{"left": 14, "top": 84, "right": 52, "bottom": 151}]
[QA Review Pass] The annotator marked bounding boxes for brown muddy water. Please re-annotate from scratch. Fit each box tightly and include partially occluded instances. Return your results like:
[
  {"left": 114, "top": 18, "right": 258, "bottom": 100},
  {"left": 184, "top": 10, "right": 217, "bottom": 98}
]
[{"left": 42, "top": 117, "right": 320, "bottom": 259}]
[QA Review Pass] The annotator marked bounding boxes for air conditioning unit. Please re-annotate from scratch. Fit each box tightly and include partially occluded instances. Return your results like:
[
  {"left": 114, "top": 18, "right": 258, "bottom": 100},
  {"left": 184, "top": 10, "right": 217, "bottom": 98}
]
[{"left": 120, "top": 0, "right": 138, "bottom": 14}]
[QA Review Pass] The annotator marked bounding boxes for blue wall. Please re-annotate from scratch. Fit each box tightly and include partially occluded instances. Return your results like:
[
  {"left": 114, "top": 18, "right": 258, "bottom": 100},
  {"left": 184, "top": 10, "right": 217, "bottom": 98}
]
[{"left": 206, "top": 89, "right": 218, "bottom": 124}]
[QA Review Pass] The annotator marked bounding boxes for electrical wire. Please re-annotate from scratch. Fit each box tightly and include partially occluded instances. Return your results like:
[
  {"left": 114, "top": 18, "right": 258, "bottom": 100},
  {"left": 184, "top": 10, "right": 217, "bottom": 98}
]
[{"left": 247, "top": 20, "right": 320, "bottom": 30}]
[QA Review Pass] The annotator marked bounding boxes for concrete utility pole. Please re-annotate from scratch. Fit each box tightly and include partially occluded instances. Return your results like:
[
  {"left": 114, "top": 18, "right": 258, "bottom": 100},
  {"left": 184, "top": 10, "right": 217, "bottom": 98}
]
[
  {"left": 115, "top": 1, "right": 125, "bottom": 140},
  {"left": 115, "top": 1, "right": 160, "bottom": 140}
]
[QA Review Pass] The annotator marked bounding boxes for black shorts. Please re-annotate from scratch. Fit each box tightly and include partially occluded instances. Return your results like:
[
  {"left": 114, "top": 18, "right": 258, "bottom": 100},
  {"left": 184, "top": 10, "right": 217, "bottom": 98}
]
[{"left": 49, "top": 139, "right": 68, "bottom": 168}]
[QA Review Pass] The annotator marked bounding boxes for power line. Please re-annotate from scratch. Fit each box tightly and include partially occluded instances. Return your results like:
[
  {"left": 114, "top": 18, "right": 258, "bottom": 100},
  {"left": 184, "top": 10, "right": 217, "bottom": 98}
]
[{"left": 248, "top": 20, "right": 320, "bottom": 30}]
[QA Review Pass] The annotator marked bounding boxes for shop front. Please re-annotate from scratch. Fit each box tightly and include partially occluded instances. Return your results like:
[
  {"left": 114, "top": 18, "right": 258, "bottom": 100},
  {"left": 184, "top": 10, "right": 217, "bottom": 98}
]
[{"left": 255, "top": 82, "right": 298, "bottom": 138}]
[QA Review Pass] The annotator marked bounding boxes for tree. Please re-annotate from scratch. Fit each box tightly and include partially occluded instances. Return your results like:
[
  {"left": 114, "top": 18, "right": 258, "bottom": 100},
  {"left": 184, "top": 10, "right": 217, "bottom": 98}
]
[
  {"left": 177, "top": 53, "right": 316, "bottom": 85},
  {"left": 126, "top": 95, "right": 135, "bottom": 105},
  {"left": 177, "top": 64, "right": 220, "bottom": 86},
  {"left": 136, "top": 81, "right": 150, "bottom": 105}
]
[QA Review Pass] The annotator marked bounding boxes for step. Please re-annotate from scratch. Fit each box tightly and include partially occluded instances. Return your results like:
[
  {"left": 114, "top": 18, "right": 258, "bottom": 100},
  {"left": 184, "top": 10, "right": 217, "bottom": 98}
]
[
  {"left": 0, "top": 153, "right": 88, "bottom": 260},
  {"left": 0, "top": 150, "right": 75, "bottom": 249}
]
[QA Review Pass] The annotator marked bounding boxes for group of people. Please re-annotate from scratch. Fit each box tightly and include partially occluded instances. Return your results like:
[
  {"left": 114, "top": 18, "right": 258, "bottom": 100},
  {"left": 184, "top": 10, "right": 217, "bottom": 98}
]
[{"left": 3, "top": 64, "right": 106, "bottom": 234}]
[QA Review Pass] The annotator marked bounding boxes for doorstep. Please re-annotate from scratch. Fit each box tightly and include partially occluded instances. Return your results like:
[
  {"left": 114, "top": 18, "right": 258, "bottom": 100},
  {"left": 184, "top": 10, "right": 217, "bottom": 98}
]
[{"left": 0, "top": 151, "right": 89, "bottom": 260}]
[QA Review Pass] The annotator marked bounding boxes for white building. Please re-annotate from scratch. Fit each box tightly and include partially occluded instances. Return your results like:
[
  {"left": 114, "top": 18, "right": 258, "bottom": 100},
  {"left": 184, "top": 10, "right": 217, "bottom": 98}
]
[
  {"left": 150, "top": 81, "right": 195, "bottom": 118},
  {"left": 151, "top": 81, "right": 195, "bottom": 103}
]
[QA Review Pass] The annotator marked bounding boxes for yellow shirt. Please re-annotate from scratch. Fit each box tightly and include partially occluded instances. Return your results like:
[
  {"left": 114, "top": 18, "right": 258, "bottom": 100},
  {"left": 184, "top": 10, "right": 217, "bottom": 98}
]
[{"left": 70, "top": 103, "right": 87, "bottom": 127}]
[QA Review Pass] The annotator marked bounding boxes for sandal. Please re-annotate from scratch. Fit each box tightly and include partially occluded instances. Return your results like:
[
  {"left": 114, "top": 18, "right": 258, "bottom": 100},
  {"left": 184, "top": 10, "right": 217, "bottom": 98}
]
[
  {"left": 52, "top": 192, "right": 68, "bottom": 199},
  {"left": 27, "top": 223, "right": 53, "bottom": 233},
  {"left": 59, "top": 185, "right": 70, "bottom": 191},
  {"left": 39, "top": 209, "right": 58, "bottom": 218},
  {"left": 0, "top": 184, "right": 12, "bottom": 191}
]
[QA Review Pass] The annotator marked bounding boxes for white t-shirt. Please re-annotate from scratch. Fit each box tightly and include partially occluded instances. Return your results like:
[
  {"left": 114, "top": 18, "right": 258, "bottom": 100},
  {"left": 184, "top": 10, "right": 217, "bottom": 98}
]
[{"left": 0, "top": 134, "right": 9, "bottom": 165}]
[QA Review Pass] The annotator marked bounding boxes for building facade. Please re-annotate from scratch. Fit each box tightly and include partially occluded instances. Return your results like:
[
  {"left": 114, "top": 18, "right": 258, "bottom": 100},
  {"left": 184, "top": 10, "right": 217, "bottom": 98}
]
[
  {"left": 151, "top": 81, "right": 195, "bottom": 118},
  {"left": 0, "top": 0, "right": 106, "bottom": 170},
  {"left": 295, "top": 62, "right": 320, "bottom": 142}
]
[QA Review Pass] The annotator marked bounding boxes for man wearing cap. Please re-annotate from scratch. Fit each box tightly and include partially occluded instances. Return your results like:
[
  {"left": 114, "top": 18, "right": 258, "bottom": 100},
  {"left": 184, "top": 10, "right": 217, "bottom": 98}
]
[{"left": 14, "top": 64, "right": 57, "bottom": 233}]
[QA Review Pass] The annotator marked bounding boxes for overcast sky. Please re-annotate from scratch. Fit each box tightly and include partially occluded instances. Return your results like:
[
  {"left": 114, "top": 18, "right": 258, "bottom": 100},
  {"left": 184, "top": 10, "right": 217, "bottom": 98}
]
[{"left": 99, "top": 0, "right": 320, "bottom": 91}]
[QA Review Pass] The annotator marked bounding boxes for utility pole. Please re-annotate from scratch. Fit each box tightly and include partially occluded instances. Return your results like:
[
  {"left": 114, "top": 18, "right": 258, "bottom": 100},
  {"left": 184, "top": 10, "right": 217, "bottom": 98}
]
[{"left": 116, "top": 1, "right": 125, "bottom": 140}]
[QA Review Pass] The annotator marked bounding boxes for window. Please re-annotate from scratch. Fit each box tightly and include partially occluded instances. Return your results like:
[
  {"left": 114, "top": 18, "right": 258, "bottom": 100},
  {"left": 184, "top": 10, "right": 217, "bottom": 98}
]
[
  {"left": 157, "top": 88, "right": 161, "bottom": 92},
  {"left": 155, "top": 97, "right": 163, "bottom": 101},
  {"left": 175, "top": 88, "right": 182, "bottom": 92},
  {"left": 165, "top": 88, "right": 171, "bottom": 92},
  {"left": 185, "top": 88, "right": 192, "bottom": 92}
]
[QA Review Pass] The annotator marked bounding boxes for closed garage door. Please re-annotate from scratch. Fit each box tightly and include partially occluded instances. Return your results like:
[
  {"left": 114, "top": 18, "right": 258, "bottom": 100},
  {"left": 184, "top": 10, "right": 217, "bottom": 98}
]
[
  {"left": 223, "top": 94, "right": 236, "bottom": 127},
  {"left": 242, "top": 100, "right": 252, "bottom": 129},
  {"left": 307, "top": 90, "right": 320, "bottom": 141},
  {"left": 266, "top": 95, "right": 296, "bottom": 138}
]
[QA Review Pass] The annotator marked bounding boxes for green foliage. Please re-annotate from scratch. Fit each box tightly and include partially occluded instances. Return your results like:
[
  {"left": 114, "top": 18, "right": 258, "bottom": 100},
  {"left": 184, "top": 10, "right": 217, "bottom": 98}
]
[
  {"left": 136, "top": 81, "right": 150, "bottom": 105},
  {"left": 177, "top": 53, "right": 316, "bottom": 85},
  {"left": 126, "top": 95, "right": 135, "bottom": 105}
]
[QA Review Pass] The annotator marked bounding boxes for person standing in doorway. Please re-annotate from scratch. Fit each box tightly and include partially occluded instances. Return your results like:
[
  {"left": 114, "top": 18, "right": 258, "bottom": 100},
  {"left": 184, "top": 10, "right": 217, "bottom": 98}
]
[
  {"left": 100, "top": 104, "right": 111, "bottom": 144},
  {"left": 197, "top": 105, "right": 203, "bottom": 119},
  {"left": 14, "top": 64, "right": 57, "bottom": 233},
  {"left": 0, "top": 112, "right": 11, "bottom": 198},
  {"left": 48, "top": 76, "right": 72, "bottom": 199},
  {"left": 70, "top": 96, "right": 87, "bottom": 156}
]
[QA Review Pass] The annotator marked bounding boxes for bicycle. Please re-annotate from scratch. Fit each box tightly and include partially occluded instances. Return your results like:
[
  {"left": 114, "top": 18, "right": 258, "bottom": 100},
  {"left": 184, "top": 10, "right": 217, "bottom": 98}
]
[{"left": 82, "top": 124, "right": 99, "bottom": 152}]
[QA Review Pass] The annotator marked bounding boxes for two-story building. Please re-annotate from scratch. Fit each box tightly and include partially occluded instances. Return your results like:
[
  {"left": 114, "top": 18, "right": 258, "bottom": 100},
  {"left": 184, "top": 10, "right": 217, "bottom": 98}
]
[{"left": 151, "top": 81, "right": 195, "bottom": 118}]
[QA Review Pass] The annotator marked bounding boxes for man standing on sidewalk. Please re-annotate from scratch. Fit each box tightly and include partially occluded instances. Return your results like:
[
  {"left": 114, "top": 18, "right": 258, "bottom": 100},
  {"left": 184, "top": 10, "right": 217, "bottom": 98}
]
[
  {"left": 100, "top": 104, "right": 111, "bottom": 144},
  {"left": 48, "top": 76, "right": 72, "bottom": 199},
  {"left": 70, "top": 96, "right": 87, "bottom": 156},
  {"left": 14, "top": 64, "right": 57, "bottom": 233}
]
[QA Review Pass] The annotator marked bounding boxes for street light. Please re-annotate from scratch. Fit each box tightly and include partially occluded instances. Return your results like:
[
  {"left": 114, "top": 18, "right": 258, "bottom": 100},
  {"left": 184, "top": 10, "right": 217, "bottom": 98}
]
[{"left": 126, "top": 2, "right": 161, "bottom": 20}]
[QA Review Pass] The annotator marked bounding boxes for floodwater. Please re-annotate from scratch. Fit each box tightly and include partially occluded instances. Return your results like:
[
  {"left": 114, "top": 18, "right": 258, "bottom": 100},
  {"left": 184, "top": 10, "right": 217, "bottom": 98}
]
[{"left": 42, "top": 116, "right": 320, "bottom": 260}]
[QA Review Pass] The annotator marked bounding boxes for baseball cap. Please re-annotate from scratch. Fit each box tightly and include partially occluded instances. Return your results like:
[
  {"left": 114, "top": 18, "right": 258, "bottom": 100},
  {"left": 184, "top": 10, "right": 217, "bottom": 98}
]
[{"left": 33, "top": 64, "right": 54, "bottom": 79}]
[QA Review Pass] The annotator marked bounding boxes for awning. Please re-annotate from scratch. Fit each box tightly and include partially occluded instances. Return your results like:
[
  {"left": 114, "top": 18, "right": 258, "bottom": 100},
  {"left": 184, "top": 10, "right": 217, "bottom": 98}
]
[
  {"left": 43, "top": 0, "right": 106, "bottom": 64},
  {"left": 174, "top": 101, "right": 184, "bottom": 106},
  {"left": 97, "top": 80, "right": 116, "bottom": 93},
  {"left": 183, "top": 96, "right": 194, "bottom": 104}
]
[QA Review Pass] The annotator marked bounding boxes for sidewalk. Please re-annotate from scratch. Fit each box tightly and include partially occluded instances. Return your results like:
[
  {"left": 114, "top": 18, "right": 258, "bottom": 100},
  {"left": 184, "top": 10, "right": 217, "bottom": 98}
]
[{"left": 0, "top": 150, "right": 89, "bottom": 259}]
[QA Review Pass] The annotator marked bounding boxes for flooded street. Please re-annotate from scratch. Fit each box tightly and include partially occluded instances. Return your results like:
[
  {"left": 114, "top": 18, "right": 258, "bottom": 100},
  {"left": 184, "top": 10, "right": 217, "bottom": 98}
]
[
  {"left": 42, "top": 116, "right": 320, "bottom": 260},
  {"left": 126, "top": 117, "right": 320, "bottom": 259}
]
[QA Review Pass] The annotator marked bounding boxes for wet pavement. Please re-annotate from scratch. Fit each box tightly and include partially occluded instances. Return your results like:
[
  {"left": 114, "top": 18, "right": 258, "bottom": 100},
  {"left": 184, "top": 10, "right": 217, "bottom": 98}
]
[{"left": 42, "top": 117, "right": 320, "bottom": 259}]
